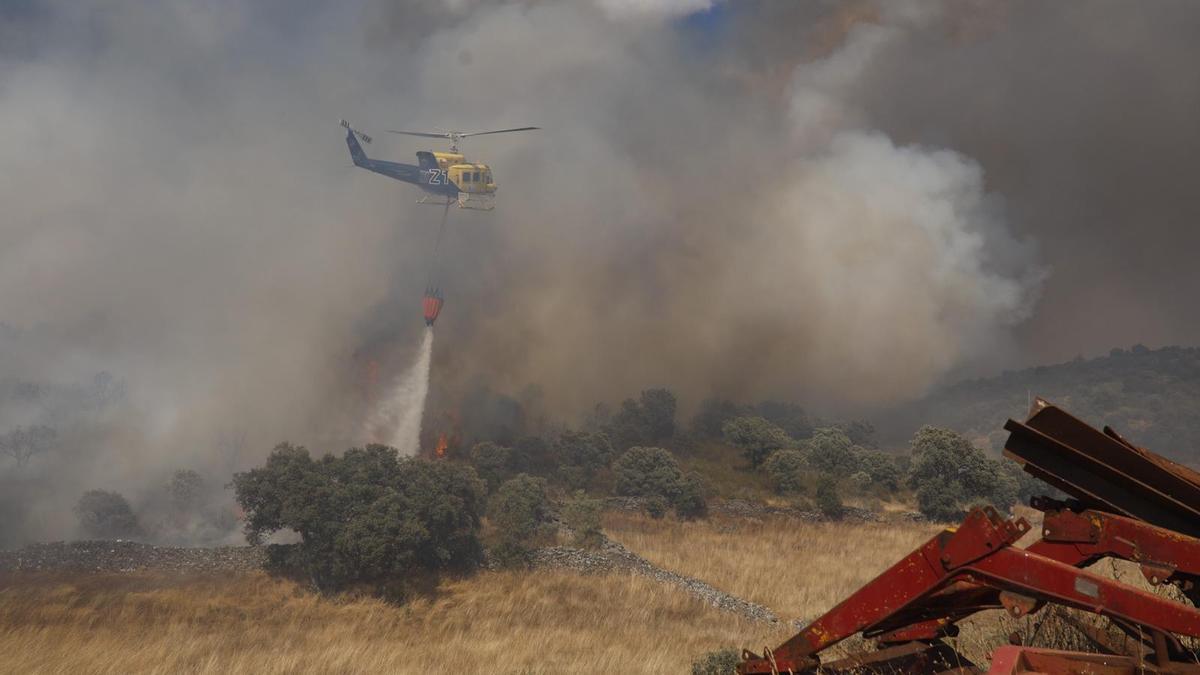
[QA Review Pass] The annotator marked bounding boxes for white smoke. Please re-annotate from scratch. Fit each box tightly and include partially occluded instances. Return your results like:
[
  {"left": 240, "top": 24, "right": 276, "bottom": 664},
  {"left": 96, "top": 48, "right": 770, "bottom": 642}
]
[
  {"left": 367, "top": 328, "right": 434, "bottom": 455},
  {"left": 592, "top": 0, "right": 717, "bottom": 21},
  {"left": 736, "top": 13, "right": 1042, "bottom": 403}
]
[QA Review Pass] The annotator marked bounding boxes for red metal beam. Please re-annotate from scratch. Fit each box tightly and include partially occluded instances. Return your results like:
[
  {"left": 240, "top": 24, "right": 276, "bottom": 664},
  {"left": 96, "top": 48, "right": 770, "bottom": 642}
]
[
  {"left": 738, "top": 507, "right": 1200, "bottom": 674},
  {"left": 739, "top": 402, "right": 1200, "bottom": 674}
]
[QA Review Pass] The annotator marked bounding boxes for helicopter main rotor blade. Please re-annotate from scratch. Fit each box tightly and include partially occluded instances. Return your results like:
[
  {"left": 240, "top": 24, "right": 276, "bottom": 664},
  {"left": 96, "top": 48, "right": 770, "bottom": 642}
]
[
  {"left": 385, "top": 130, "right": 453, "bottom": 139},
  {"left": 460, "top": 126, "right": 541, "bottom": 137}
]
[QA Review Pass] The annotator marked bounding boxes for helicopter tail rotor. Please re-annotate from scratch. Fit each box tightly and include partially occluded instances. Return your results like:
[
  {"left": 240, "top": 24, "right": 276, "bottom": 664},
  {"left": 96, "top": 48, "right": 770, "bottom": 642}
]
[{"left": 339, "top": 119, "right": 373, "bottom": 144}]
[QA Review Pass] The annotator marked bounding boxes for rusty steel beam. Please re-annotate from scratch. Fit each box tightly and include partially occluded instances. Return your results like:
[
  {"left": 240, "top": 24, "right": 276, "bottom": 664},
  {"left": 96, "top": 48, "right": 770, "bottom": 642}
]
[
  {"left": 739, "top": 401, "right": 1200, "bottom": 675},
  {"left": 1003, "top": 400, "right": 1200, "bottom": 538},
  {"left": 739, "top": 506, "right": 1200, "bottom": 674},
  {"left": 987, "top": 644, "right": 1200, "bottom": 674}
]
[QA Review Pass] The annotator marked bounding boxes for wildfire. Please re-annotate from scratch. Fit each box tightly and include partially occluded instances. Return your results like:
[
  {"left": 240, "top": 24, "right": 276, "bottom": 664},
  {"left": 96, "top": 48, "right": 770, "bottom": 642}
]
[{"left": 434, "top": 433, "right": 448, "bottom": 458}]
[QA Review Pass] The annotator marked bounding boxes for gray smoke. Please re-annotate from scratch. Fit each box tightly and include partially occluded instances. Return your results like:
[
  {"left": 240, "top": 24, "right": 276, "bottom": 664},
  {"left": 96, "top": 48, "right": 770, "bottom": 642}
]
[{"left": 1, "top": 0, "right": 1196, "bottom": 543}]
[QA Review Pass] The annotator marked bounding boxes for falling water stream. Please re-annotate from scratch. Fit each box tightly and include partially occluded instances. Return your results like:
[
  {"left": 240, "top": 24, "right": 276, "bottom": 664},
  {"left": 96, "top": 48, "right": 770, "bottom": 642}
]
[{"left": 368, "top": 326, "right": 434, "bottom": 455}]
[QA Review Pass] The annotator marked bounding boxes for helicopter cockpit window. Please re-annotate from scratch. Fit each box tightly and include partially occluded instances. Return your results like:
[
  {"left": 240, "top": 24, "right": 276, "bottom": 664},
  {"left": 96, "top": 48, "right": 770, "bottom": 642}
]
[
  {"left": 473, "top": 171, "right": 481, "bottom": 182},
  {"left": 461, "top": 172, "right": 470, "bottom": 182}
]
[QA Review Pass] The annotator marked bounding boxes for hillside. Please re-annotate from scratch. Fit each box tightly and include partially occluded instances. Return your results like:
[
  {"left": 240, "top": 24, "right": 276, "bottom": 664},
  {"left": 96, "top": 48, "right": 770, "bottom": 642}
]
[{"left": 890, "top": 345, "right": 1200, "bottom": 461}]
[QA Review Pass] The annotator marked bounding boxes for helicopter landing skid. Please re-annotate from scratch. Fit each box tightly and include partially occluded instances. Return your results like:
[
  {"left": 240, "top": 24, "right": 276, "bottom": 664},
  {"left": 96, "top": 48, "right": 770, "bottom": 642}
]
[
  {"left": 417, "top": 195, "right": 454, "bottom": 207},
  {"left": 456, "top": 193, "right": 495, "bottom": 211}
]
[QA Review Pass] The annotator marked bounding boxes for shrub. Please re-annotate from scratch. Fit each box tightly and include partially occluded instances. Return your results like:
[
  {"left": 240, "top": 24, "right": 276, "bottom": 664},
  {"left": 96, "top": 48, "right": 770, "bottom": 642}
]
[
  {"left": 691, "top": 647, "right": 741, "bottom": 675},
  {"left": 815, "top": 475, "right": 844, "bottom": 520},
  {"left": 673, "top": 473, "right": 708, "bottom": 520},
  {"left": 489, "top": 475, "right": 553, "bottom": 568},
  {"left": 691, "top": 398, "right": 747, "bottom": 438},
  {"left": 510, "top": 435, "right": 552, "bottom": 475},
  {"left": 857, "top": 449, "right": 902, "bottom": 490},
  {"left": 561, "top": 491, "right": 604, "bottom": 549},
  {"left": 612, "top": 446, "right": 683, "bottom": 500},
  {"left": 909, "top": 426, "right": 988, "bottom": 491},
  {"left": 606, "top": 388, "right": 678, "bottom": 450},
  {"left": 555, "top": 431, "right": 615, "bottom": 489},
  {"left": 722, "top": 416, "right": 791, "bottom": 469},
  {"left": 908, "top": 426, "right": 1014, "bottom": 519},
  {"left": 836, "top": 419, "right": 877, "bottom": 447},
  {"left": 75, "top": 490, "right": 141, "bottom": 539},
  {"left": 762, "top": 448, "right": 806, "bottom": 493},
  {"left": 645, "top": 496, "right": 668, "bottom": 519},
  {"left": 1003, "top": 461, "right": 1044, "bottom": 506},
  {"left": 638, "top": 388, "right": 677, "bottom": 443},
  {"left": 916, "top": 476, "right": 967, "bottom": 522},
  {"left": 232, "top": 443, "right": 485, "bottom": 592},
  {"left": 806, "top": 427, "right": 857, "bottom": 477},
  {"left": 753, "top": 400, "right": 813, "bottom": 439},
  {"left": 469, "top": 441, "right": 512, "bottom": 493},
  {"left": 167, "top": 469, "right": 204, "bottom": 513}
]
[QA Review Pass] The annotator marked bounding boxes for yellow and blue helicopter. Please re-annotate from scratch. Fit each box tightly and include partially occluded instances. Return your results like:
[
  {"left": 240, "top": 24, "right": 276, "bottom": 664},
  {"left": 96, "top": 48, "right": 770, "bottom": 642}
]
[{"left": 341, "top": 119, "right": 538, "bottom": 211}]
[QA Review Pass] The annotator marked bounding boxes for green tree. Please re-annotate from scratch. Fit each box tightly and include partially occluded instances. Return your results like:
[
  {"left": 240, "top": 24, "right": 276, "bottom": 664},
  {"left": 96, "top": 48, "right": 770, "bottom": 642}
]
[
  {"left": 608, "top": 399, "right": 648, "bottom": 451},
  {"left": 691, "top": 398, "right": 747, "bottom": 438},
  {"left": 753, "top": 401, "right": 813, "bottom": 439},
  {"left": 722, "top": 416, "right": 791, "bottom": 469},
  {"left": 645, "top": 496, "right": 668, "bottom": 519},
  {"left": 806, "top": 427, "right": 858, "bottom": 477},
  {"left": 639, "top": 388, "right": 677, "bottom": 443},
  {"left": 167, "top": 469, "right": 204, "bottom": 513},
  {"left": 836, "top": 419, "right": 877, "bottom": 447},
  {"left": 469, "top": 441, "right": 512, "bottom": 493},
  {"left": 815, "top": 475, "right": 844, "bottom": 520},
  {"left": 1003, "top": 462, "right": 1043, "bottom": 506},
  {"left": 916, "top": 476, "right": 968, "bottom": 522},
  {"left": 857, "top": 450, "right": 902, "bottom": 490},
  {"left": 561, "top": 491, "right": 604, "bottom": 549},
  {"left": 232, "top": 443, "right": 485, "bottom": 592},
  {"left": 908, "top": 426, "right": 1013, "bottom": 520},
  {"left": 489, "top": 474, "right": 553, "bottom": 568},
  {"left": 673, "top": 472, "right": 708, "bottom": 520},
  {"left": 611, "top": 447, "right": 708, "bottom": 519},
  {"left": 762, "top": 448, "right": 806, "bottom": 494},
  {"left": 612, "top": 446, "right": 684, "bottom": 500},
  {"left": 0, "top": 425, "right": 56, "bottom": 467},
  {"left": 75, "top": 490, "right": 141, "bottom": 539},
  {"left": 510, "top": 435, "right": 552, "bottom": 475},
  {"left": 554, "top": 431, "right": 615, "bottom": 489}
]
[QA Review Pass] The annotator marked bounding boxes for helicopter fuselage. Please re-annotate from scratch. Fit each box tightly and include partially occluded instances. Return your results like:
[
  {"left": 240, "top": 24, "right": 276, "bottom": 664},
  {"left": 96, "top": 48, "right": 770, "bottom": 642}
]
[{"left": 346, "top": 129, "right": 495, "bottom": 206}]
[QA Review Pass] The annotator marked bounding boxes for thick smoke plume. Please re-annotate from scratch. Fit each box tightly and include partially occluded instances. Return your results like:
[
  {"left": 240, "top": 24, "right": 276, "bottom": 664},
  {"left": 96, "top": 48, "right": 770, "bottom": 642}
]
[{"left": 1, "top": 1, "right": 1198, "bottom": 543}]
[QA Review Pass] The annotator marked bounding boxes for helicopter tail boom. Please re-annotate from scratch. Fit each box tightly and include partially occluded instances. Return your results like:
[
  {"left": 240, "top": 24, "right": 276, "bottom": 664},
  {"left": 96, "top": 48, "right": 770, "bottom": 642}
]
[{"left": 342, "top": 121, "right": 422, "bottom": 184}]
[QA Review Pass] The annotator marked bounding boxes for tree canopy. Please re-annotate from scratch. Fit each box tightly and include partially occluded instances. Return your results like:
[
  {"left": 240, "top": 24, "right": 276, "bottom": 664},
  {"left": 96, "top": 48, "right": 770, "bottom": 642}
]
[
  {"left": 722, "top": 416, "right": 792, "bottom": 468},
  {"left": 232, "top": 443, "right": 486, "bottom": 591}
]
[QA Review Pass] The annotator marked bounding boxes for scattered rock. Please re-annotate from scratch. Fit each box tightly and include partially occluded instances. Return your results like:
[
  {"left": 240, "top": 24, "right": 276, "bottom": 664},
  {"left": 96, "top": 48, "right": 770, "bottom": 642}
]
[{"left": 531, "top": 533, "right": 779, "bottom": 625}]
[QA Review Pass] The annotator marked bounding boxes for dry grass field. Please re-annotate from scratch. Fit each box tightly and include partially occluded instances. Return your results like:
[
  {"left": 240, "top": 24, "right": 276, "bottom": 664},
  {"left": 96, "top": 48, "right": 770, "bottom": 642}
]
[
  {"left": 0, "top": 568, "right": 789, "bottom": 675},
  {"left": 5, "top": 509, "right": 1185, "bottom": 673},
  {"left": 604, "top": 511, "right": 943, "bottom": 624}
]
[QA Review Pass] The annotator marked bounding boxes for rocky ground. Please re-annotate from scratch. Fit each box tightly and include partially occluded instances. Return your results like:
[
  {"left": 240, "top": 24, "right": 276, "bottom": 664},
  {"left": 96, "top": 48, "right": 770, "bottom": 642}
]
[
  {"left": 0, "top": 540, "right": 265, "bottom": 574},
  {"left": 5, "top": 500, "right": 896, "bottom": 626},
  {"left": 533, "top": 537, "right": 780, "bottom": 624},
  {"left": 2, "top": 534, "right": 781, "bottom": 626}
]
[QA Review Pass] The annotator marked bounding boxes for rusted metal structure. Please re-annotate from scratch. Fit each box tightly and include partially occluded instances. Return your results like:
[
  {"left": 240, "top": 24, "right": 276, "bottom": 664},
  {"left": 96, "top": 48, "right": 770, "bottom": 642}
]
[{"left": 738, "top": 399, "right": 1200, "bottom": 674}]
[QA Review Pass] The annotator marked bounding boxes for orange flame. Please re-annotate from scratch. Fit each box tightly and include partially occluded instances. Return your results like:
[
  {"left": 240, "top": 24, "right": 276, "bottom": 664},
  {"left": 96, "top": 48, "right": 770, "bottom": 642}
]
[{"left": 434, "top": 433, "right": 448, "bottom": 459}]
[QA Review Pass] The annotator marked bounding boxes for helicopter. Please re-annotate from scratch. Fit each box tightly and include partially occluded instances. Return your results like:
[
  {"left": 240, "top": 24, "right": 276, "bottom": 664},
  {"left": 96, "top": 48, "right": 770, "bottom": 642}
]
[{"left": 340, "top": 119, "right": 538, "bottom": 211}]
